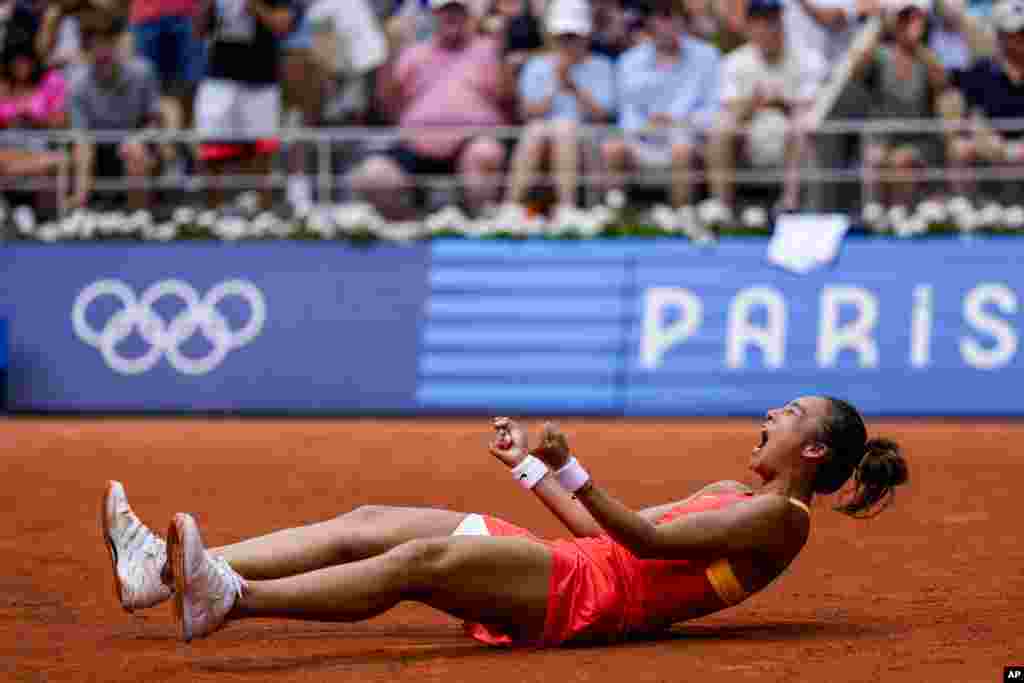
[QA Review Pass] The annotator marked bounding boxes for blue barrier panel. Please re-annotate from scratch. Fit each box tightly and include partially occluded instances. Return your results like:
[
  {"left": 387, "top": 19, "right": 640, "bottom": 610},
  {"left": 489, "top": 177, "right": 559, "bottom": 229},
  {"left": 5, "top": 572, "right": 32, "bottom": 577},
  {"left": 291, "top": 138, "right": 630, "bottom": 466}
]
[
  {"left": 0, "top": 318, "right": 6, "bottom": 412},
  {"left": 0, "top": 244, "right": 428, "bottom": 412},
  {"left": 418, "top": 240, "right": 627, "bottom": 413},
  {"left": 626, "top": 238, "right": 1024, "bottom": 415}
]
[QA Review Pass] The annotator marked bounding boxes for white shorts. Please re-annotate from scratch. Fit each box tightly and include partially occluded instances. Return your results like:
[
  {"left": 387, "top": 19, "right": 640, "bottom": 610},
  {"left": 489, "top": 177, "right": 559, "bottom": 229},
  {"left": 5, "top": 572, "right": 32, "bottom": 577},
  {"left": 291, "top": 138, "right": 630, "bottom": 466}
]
[
  {"left": 451, "top": 513, "right": 490, "bottom": 536},
  {"left": 195, "top": 79, "right": 282, "bottom": 139},
  {"left": 628, "top": 132, "right": 700, "bottom": 169}
]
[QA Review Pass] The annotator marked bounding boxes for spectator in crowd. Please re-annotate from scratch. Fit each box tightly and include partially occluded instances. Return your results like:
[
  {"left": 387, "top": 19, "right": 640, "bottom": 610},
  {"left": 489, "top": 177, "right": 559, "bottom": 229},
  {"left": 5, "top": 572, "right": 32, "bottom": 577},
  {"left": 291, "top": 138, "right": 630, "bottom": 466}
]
[
  {"left": 67, "top": 14, "right": 164, "bottom": 211},
  {"left": 280, "top": 0, "right": 321, "bottom": 209},
  {"left": 708, "top": 0, "right": 826, "bottom": 211},
  {"left": 495, "top": 0, "right": 546, "bottom": 77},
  {"left": 0, "top": 38, "right": 67, "bottom": 208},
  {"left": 350, "top": 0, "right": 515, "bottom": 218},
  {"left": 941, "top": 0, "right": 1024, "bottom": 196},
  {"left": 506, "top": 0, "right": 614, "bottom": 209},
  {"left": 848, "top": 0, "right": 947, "bottom": 207},
  {"left": 721, "top": 0, "right": 874, "bottom": 65},
  {"left": 128, "top": 0, "right": 206, "bottom": 130},
  {"left": 307, "top": 0, "right": 388, "bottom": 199},
  {"left": 37, "top": 0, "right": 129, "bottom": 70},
  {"left": 194, "top": 0, "right": 297, "bottom": 210},
  {"left": 0, "top": 0, "right": 40, "bottom": 57},
  {"left": 601, "top": 0, "right": 721, "bottom": 208},
  {"left": 589, "top": 0, "right": 633, "bottom": 59}
]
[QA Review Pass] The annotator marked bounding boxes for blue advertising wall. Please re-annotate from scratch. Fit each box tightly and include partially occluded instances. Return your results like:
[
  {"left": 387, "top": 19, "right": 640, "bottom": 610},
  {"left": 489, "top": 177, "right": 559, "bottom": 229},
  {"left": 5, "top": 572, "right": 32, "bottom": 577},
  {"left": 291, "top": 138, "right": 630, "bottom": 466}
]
[
  {"left": 0, "top": 244, "right": 427, "bottom": 412},
  {"left": 2, "top": 238, "right": 1021, "bottom": 415}
]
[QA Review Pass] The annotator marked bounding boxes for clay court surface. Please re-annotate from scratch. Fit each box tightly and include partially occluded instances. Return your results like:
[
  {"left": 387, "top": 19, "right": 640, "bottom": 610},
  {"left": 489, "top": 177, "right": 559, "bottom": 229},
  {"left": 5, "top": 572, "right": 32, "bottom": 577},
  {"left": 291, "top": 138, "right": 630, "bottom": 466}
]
[{"left": 2, "top": 417, "right": 1021, "bottom": 682}]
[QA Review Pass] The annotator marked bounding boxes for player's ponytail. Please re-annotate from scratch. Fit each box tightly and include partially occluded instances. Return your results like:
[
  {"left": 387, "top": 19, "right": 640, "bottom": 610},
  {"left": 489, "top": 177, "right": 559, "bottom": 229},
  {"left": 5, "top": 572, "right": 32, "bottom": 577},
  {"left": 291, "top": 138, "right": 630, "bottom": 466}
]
[
  {"left": 814, "top": 398, "right": 909, "bottom": 518},
  {"left": 834, "top": 438, "right": 909, "bottom": 518}
]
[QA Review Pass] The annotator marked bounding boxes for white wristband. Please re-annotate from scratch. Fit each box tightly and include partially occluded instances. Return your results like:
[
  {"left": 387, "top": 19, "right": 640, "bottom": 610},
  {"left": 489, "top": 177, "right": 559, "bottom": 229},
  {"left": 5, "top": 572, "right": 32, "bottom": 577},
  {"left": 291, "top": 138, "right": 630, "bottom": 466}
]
[
  {"left": 555, "top": 456, "right": 590, "bottom": 493},
  {"left": 511, "top": 455, "right": 549, "bottom": 490}
]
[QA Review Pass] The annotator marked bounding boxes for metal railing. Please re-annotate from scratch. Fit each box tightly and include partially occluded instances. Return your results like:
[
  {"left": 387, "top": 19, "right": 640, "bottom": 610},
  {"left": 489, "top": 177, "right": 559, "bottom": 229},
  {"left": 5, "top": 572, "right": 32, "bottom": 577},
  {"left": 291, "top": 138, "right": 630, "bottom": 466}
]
[{"left": 3, "top": 117, "right": 1024, "bottom": 215}]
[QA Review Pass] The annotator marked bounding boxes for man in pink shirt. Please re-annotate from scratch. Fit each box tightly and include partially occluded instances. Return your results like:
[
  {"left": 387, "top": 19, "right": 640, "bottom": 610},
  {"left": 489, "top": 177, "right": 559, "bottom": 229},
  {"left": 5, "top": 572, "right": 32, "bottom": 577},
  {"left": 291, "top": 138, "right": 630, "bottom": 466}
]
[{"left": 350, "top": 0, "right": 515, "bottom": 218}]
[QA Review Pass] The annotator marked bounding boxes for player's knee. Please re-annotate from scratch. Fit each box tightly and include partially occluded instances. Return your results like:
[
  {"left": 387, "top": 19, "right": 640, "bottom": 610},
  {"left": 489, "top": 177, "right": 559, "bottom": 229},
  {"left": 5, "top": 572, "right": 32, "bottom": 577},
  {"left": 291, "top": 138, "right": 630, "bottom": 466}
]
[
  {"left": 340, "top": 504, "right": 391, "bottom": 525},
  {"left": 461, "top": 138, "right": 505, "bottom": 173},
  {"left": 388, "top": 538, "right": 453, "bottom": 588}
]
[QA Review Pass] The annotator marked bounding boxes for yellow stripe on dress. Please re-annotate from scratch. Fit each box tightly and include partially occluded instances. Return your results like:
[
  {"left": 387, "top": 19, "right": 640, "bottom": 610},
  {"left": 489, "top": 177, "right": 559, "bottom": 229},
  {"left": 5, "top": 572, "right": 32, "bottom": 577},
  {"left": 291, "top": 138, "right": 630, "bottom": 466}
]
[{"left": 705, "top": 558, "right": 749, "bottom": 606}]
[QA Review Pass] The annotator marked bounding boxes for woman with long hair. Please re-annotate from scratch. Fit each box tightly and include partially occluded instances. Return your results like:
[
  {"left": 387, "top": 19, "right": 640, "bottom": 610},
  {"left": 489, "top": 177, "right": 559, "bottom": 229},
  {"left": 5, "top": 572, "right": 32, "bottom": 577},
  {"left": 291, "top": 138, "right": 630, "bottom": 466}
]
[
  {"left": 0, "top": 39, "right": 67, "bottom": 202},
  {"left": 103, "top": 396, "right": 908, "bottom": 646}
]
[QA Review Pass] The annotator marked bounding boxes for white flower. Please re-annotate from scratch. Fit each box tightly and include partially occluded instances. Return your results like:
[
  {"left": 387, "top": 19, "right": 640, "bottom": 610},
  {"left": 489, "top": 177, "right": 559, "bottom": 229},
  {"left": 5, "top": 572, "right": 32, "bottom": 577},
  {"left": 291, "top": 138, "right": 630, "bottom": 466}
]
[
  {"left": 235, "top": 191, "right": 261, "bottom": 216},
  {"left": 13, "top": 206, "right": 36, "bottom": 235},
  {"left": 270, "top": 218, "right": 295, "bottom": 238},
  {"left": 424, "top": 205, "right": 468, "bottom": 235},
  {"left": 959, "top": 212, "right": 979, "bottom": 234},
  {"left": 96, "top": 211, "right": 122, "bottom": 235},
  {"left": 306, "top": 209, "right": 335, "bottom": 238},
  {"left": 37, "top": 223, "right": 60, "bottom": 242},
  {"left": 154, "top": 223, "right": 178, "bottom": 242},
  {"left": 172, "top": 207, "right": 196, "bottom": 225},
  {"left": 1004, "top": 205, "right": 1024, "bottom": 229},
  {"left": 697, "top": 198, "right": 732, "bottom": 227},
  {"left": 605, "top": 189, "right": 626, "bottom": 211},
  {"left": 947, "top": 195, "right": 973, "bottom": 219},
  {"left": 379, "top": 221, "right": 424, "bottom": 242},
  {"left": 741, "top": 206, "right": 768, "bottom": 229},
  {"left": 896, "top": 216, "right": 925, "bottom": 238},
  {"left": 887, "top": 205, "right": 909, "bottom": 233},
  {"left": 915, "top": 199, "right": 946, "bottom": 225},
  {"left": 217, "top": 216, "right": 248, "bottom": 241},
  {"left": 251, "top": 211, "right": 277, "bottom": 237},
  {"left": 978, "top": 202, "right": 1003, "bottom": 228},
  {"left": 861, "top": 201, "right": 885, "bottom": 229},
  {"left": 197, "top": 210, "right": 218, "bottom": 229},
  {"left": 650, "top": 204, "right": 678, "bottom": 232},
  {"left": 485, "top": 203, "right": 526, "bottom": 234},
  {"left": 550, "top": 206, "right": 591, "bottom": 235},
  {"left": 130, "top": 210, "right": 153, "bottom": 228}
]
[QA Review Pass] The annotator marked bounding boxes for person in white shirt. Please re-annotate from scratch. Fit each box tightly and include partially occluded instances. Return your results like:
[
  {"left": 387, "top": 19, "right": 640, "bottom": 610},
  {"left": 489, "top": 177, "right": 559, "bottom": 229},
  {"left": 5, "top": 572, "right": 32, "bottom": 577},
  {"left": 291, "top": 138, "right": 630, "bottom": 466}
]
[{"left": 708, "top": 0, "right": 827, "bottom": 210}]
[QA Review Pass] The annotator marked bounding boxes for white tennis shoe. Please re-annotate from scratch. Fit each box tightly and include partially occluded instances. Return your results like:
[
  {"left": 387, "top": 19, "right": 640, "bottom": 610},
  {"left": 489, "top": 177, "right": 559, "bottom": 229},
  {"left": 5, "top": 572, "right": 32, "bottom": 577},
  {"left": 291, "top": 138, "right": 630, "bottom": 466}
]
[
  {"left": 167, "top": 512, "right": 245, "bottom": 642},
  {"left": 101, "top": 480, "right": 174, "bottom": 612}
]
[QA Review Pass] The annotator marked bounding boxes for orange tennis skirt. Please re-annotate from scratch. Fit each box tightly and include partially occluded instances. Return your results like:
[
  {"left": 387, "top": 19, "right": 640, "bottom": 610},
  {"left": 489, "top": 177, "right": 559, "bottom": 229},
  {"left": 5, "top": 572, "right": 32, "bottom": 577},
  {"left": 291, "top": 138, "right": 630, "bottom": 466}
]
[{"left": 461, "top": 516, "right": 717, "bottom": 648}]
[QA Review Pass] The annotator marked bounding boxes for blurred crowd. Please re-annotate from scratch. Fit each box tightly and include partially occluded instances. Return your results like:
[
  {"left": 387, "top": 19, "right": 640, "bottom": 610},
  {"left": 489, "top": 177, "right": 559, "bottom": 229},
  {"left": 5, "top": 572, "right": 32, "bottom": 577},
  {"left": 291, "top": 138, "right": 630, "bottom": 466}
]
[{"left": 0, "top": 0, "right": 1022, "bottom": 219}]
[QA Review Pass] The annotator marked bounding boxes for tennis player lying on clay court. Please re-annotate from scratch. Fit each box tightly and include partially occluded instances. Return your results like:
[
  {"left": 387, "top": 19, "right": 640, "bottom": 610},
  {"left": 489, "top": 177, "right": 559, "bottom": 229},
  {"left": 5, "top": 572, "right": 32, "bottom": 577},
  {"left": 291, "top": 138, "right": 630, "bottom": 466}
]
[{"left": 101, "top": 395, "right": 908, "bottom": 646}]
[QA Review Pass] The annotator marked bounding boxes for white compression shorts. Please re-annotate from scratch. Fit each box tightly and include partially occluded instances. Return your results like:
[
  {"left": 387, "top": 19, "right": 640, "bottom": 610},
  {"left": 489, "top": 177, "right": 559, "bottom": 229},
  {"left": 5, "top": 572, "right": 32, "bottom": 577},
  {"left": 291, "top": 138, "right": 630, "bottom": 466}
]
[{"left": 451, "top": 513, "right": 490, "bottom": 536}]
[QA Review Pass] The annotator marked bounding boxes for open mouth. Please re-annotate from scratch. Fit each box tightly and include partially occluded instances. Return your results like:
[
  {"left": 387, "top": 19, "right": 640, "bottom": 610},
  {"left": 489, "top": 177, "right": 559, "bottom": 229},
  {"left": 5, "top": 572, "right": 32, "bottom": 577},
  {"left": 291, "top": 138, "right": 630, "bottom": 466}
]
[{"left": 753, "top": 428, "right": 768, "bottom": 454}]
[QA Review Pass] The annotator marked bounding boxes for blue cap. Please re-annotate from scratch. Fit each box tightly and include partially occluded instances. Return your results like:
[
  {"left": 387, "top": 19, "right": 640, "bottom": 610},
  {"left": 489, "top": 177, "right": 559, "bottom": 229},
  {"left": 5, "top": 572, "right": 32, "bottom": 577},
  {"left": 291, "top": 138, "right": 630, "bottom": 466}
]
[{"left": 747, "top": 0, "right": 783, "bottom": 15}]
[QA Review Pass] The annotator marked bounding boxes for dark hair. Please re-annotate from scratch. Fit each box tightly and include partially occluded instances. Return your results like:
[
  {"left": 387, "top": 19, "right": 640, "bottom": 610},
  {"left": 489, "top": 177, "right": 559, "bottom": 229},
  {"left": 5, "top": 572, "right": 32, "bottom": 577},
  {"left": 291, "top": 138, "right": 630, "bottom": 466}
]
[
  {"left": 0, "top": 39, "right": 44, "bottom": 87},
  {"left": 814, "top": 398, "right": 909, "bottom": 518}
]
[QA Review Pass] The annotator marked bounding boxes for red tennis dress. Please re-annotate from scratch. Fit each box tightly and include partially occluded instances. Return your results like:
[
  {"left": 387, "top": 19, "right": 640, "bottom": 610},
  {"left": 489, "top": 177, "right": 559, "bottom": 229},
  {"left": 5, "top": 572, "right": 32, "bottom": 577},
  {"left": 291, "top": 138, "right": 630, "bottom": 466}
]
[{"left": 463, "top": 491, "right": 756, "bottom": 647}]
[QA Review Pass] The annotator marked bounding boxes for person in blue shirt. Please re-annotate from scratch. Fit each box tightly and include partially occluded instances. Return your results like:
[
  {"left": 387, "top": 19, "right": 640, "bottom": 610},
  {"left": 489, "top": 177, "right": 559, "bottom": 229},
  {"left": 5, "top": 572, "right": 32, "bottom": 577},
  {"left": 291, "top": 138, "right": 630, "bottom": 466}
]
[
  {"left": 507, "top": 0, "right": 615, "bottom": 209},
  {"left": 600, "top": 0, "right": 721, "bottom": 207},
  {"left": 941, "top": 0, "right": 1024, "bottom": 196}
]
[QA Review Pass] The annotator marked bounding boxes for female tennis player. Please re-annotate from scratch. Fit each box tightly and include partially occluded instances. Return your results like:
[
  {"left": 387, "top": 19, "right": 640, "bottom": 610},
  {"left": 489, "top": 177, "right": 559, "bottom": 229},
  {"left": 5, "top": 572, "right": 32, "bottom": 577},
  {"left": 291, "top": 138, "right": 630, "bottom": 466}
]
[{"left": 101, "top": 395, "right": 908, "bottom": 646}]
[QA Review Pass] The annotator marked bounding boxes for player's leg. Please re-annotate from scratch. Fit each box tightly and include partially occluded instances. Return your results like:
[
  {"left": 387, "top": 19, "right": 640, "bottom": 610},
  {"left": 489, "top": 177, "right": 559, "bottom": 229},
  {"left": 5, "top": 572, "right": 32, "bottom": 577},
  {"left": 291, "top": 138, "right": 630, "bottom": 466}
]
[
  {"left": 171, "top": 512, "right": 552, "bottom": 642},
  {"left": 210, "top": 505, "right": 472, "bottom": 580},
  {"left": 102, "top": 480, "right": 484, "bottom": 609}
]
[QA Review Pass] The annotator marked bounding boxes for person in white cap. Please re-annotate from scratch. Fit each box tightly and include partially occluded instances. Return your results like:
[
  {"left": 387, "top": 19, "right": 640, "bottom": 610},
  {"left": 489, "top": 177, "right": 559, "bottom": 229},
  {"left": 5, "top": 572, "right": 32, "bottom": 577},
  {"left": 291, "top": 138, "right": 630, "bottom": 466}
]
[
  {"left": 349, "top": 0, "right": 516, "bottom": 218},
  {"left": 847, "top": 0, "right": 948, "bottom": 207},
  {"left": 505, "top": 0, "right": 615, "bottom": 209},
  {"left": 939, "top": 0, "right": 1024, "bottom": 196}
]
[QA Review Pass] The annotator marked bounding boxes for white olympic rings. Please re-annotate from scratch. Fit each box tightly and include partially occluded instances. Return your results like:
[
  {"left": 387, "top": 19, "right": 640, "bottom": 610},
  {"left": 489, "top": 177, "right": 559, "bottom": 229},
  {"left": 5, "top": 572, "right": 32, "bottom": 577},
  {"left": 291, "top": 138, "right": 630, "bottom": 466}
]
[{"left": 72, "top": 279, "right": 266, "bottom": 376}]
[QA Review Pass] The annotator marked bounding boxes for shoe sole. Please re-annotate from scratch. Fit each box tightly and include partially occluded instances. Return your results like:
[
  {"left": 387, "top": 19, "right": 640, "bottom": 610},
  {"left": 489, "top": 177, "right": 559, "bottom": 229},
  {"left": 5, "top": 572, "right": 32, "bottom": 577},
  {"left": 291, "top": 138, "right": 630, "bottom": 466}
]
[
  {"left": 100, "top": 481, "right": 132, "bottom": 614},
  {"left": 167, "top": 513, "right": 193, "bottom": 643}
]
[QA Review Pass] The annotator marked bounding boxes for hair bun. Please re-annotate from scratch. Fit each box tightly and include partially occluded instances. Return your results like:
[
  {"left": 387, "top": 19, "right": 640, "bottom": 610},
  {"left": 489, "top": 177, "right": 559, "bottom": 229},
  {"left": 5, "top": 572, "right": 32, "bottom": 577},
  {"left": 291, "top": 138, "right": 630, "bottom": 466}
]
[
  {"left": 860, "top": 438, "right": 909, "bottom": 488},
  {"left": 834, "top": 437, "right": 909, "bottom": 518}
]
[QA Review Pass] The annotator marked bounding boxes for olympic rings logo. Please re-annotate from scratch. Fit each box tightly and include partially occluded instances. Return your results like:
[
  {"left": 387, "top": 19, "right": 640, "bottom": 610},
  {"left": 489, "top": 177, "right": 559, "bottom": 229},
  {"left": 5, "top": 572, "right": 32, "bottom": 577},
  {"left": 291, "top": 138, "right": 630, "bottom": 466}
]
[{"left": 72, "top": 279, "right": 266, "bottom": 376}]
